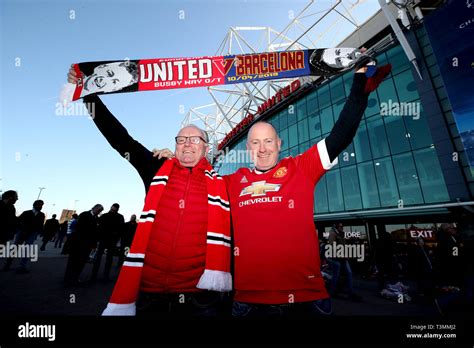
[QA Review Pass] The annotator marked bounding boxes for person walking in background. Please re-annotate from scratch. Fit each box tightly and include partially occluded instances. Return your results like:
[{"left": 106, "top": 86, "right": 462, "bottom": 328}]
[
  {"left": 40, "top": 214, "right": 60, "bottom": 251},
  {"left": 0, "top": 190, "right": 19, "bottom": 246},
  {"left": 90, "top": 203, "right": 124, "bottom": 282},
  {"left": 55, "top": 219, "right": 69, "bottom": 249},
  {"left": 61, "top": 213, "right": 79, "bottom": 255},
  {"left": 4, "top": 200, "right": 45, "bottom": 273},
  {"left": 327, "top": 223, "right": 362, "bottom": 301},
  {"left": 64, "top": 204, "right": 103, "bottom": 286}
]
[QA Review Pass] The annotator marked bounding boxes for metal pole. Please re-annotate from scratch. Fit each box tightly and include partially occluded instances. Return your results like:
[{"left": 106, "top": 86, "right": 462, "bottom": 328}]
[{"left": 37, "top": 187, "right": 46, "bottom": 200}]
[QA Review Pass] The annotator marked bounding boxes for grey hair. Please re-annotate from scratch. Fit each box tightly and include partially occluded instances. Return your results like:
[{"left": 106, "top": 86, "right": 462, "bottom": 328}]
[{"left": 180, "top": 124, "right": 209, "bottom": 143}]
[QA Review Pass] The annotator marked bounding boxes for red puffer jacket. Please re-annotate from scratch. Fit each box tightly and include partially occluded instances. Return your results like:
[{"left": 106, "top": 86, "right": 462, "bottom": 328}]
[{"left": 140, "top": 158, "right": 208, "bottom": 293}]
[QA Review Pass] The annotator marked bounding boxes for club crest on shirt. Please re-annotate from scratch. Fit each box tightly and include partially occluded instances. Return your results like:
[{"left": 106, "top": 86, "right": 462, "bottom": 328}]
[
  {"left": 273, "top": 167, "right": 288, "bottom": 178},
  {"left": 240, "top": 181, "right": 281, "bottom": 197}
]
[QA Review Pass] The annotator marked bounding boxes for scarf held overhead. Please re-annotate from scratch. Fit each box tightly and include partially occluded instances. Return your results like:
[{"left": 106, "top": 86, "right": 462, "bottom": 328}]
[
  {"left": 61, "top": 48, "right": 366, "bottom": 101},
  {"left": 102, "top": 158, "right": 232, "bottom": 316}
]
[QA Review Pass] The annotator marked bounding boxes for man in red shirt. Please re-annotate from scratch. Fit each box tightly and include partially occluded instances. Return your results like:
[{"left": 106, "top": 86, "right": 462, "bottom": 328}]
[{"left": 225, "top": 61, "right": 391, "bottom": 317}]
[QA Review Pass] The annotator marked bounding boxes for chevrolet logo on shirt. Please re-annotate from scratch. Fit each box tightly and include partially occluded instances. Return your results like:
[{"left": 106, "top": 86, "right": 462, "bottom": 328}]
[{"left": 240, "top": 181, "right": 281, "bottom": 197}]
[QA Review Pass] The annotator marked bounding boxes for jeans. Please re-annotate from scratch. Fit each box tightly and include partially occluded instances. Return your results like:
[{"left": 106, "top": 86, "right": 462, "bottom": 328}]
[
  {"left": 136, "top": 291, "right": 222, "bottom": 318},
  {"left": 232, "top": 298, "right": 332, "bottom": 318},
  {"left": 327, "top": 258, "right": 354, "bottom": 295}
]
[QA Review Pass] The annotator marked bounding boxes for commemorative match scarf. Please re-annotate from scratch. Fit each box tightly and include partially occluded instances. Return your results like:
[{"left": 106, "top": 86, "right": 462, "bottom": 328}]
[
  {"left": 60, "top": 48, "right": 371, "bottom": 102},
  {"left": 102, "top": 158, "right": 231, "bottom": 316}
]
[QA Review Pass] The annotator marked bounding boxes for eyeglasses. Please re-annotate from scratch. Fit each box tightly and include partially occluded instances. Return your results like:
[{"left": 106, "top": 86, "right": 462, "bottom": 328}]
[{"left": 175, "top": 136, "right": 207, "bottom": 145}]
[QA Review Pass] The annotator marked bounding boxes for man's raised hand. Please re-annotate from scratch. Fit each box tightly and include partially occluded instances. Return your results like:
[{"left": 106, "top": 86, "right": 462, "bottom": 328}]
[
  {"left": 67, "top": 64, "right": 81, "bottom": 84},
  {"left": 152, "top": 148, "right": 175, "bottom": 159}
]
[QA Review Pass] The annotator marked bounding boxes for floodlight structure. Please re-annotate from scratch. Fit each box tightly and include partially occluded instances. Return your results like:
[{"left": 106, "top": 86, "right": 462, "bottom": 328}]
[{"left": 181, "top": 0, "right": 376, "bottom": 155}]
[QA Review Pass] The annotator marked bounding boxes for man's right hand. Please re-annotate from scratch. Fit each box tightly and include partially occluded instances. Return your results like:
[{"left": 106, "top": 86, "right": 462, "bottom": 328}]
[
  {"left": 152, "top": 148, "right": 174, "bottom": 159},
  {"left": 67, "top": 64, "right": 82, "bottom": 84}
]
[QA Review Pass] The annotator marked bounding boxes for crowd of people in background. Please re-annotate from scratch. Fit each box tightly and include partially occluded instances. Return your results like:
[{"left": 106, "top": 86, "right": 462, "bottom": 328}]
[
  {"left": 0, "top": 190, "right": 138, "bottom": 287},
  {"left": 319, "top": 221, "right": 473, "bottom": 314},
  {"left": 1, "top": 188, "right": 473, "bottom": 315}
]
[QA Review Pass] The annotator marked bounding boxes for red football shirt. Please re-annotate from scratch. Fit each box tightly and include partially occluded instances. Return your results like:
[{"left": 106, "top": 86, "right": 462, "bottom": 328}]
[{"left": 225, "top": 139, "right": 337, "bottom": 304}]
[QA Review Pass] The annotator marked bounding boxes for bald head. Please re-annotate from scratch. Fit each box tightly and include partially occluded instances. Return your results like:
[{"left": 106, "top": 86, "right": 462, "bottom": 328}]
[{"left": 247, "top": 121, "right": 281, "bottom": 171}]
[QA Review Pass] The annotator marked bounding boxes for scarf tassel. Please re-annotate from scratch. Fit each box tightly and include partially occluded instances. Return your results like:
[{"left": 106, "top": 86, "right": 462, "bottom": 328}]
[{"left": 197, "top": 269, "right": 232, "bottom": 292}]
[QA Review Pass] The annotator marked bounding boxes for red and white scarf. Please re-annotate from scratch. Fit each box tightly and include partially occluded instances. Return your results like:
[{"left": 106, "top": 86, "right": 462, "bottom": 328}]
[{"left": 102, "top": 158, "right": 232, "bottom": 316}]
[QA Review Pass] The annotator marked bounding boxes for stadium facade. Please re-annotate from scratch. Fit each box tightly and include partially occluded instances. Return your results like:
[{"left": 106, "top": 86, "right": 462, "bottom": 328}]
[{"left": 213, "top": 2, "right": 474, "bottom": 248}]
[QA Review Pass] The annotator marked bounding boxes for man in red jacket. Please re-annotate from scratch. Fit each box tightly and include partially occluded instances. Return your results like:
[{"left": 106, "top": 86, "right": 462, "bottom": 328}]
[{"left": 67, "top": 67, "right": 232, "bottom": 317}]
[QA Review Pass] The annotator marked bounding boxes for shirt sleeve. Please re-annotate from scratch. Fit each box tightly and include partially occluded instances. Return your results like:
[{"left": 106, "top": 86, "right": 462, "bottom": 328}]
[
  {"left": 83, "top": 95, "right": 164, "bottom": 190},
  {"left": 294, "top": 138, "right": 338, "bottom": 186}
]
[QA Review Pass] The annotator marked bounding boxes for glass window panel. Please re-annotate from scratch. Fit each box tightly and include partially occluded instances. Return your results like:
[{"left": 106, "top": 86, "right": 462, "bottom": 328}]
[
  {"left": 311, "top": 136, "right": 321, "bottom": 147},
  {"left": 377, "top": 78, "right": 398, "bottom": 106},
  {"left": 280, "top": 127, "right": 289, "bottom": 151},
  {"left": 365, "top": 94, "right": 381, "bottom": 117},
  {"left": 297, "top": 118, "right": 309, "bottom": 144},
  {"left": 405, "top": 103, "right": 434, "bottom": 149},
  {"left": 374, "top": 157, "right": 399, "bottom": 207},
  {"left": 339, "top": 142, "right": 356, "bottom": 167},
  {"left": 393, "top": 69, "right": 419, "bottom": 102},
  {"left": 280, "top": 149, "right": 289, "bottom": 159},
  {"left": 366, "top": 115, "right": 390, "bottom": 158},
  {"left": 297, "top": 98, "right": 307, "bottom": 122},
  {"left": 299, "top": 141, "right": 310, "bottom": 154},
  {"left": 318, "top": 83, "right": 331, "bottom": 109},
  {"left": 288, "top": 123, "right": 298, "bottom": 148},
  {"left": 330, "top": 77, "right": 345, "bottom": 103},
  {"left": 358, "top": 162, "right": 381, "bottom": 208},
  {"left": 343, "top": 73, "right": 353, "bottom": 96},
  {"left": 309, "top": 111, "right": 321, "bottom": 140},
  {"left": 314, "top": 175, "right": 329, "bottom": 214},
  {"left": 280, "top": 109, "right": 288, "bottom": 130},
  {"left": 375, "top": 52, "right": 389, "bottom": 67},
  {"left": 353, "top": 121, "right": 372, "bottom": 163},
  {"left": 383, "top": 115, "right": 411, "bottom": 154},
  {"left": 386, "top": 44, "right": 410, "bottom": 76},
  {"left": 289, "top": 146, "right": 299, "bottom": 158},
  {"left": 270, "top": 112, "right": 279, "bottom": 130},
  {"left": 341, "top": 165, "right": 362, "bottom": 210},
  {"left": 392, "top": 152, "right": 424, "bottom": 205},
  {"left": 332, "top": 98, "right": 346, "bottom": 123},
  {"left": 413, "top": 148, "right": 450, "bottom": 203},
  {"left": 307, "top": 91, "right": 319, "bottom": 113},
  {"left": 326, "top": 169, "right": 344, "bottom": 212},
  {"left": 288, "top": 103, "right": 297, "bottom": 126},
  {"left": 320, "top": 106, "right": 334, "bottom": 135}
]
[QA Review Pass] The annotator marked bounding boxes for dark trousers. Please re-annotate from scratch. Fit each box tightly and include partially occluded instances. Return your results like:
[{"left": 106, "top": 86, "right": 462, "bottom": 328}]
[
  {"left": 4, "top": 232, "right": 37, "bottom": 270},
  {"left": 231, "top": 298, "right": 332, "bottom": 318},
  {"left": 91, "top": 243, "right": 114, "bottom": 280},
  {"left": 64, "top": 245, "right": 91, "bottom": 284},
  {"left": 40, "top": 236, "right": 53, "bottom": 250},
  {"left": 54, "top": 233, "right": 66, "bottom": 248},
  {"left": 136, "top": 291, "right": 224, "bottom": 318}
]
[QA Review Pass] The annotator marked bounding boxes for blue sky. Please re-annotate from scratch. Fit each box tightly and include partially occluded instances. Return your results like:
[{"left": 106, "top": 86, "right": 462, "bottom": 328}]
[{"left": 1, "top": 0, "right": 380, "bottom": 220}]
